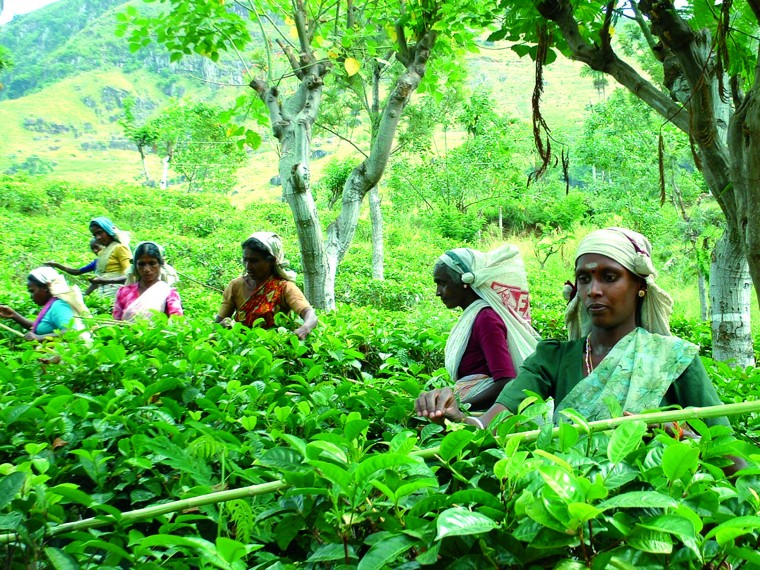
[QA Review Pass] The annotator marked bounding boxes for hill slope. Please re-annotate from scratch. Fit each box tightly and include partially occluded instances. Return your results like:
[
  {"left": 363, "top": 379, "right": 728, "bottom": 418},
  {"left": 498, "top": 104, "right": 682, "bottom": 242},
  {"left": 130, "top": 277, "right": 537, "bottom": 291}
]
[{"left": 0, "top": 0, "right": 602, "bottom": 198}]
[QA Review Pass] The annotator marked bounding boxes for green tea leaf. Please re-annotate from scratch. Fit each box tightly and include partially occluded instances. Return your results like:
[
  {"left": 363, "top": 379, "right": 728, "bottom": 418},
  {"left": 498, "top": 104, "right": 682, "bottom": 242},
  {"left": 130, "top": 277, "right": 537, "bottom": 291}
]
[
  {"left": 308, "top": 543, "right": 356, "bottom": 562},
  {"left": 44, "top": 547, "right": 78, "bottom": 570},
  {"left": 436, "top": 507, "right": 498, "bottom": 539},
  {"left": 607, "top": 420, "right": 647, "bottom": 463},
  {"left": 661, "top": 442, "right": 700, "bottom": 482},
  {"left": 353, "top": 454, "right": 418, "bottom": 483},
  {"left": 598, "top": 491, "right": 678, "bottom": 511},
  {"left": 705, "top": 516, "right": 760, "bottom": 545},
  {"left": 358, "top": 534, "right": 414, "bottom": 570},
  {"left": 438, "top": 430, "right": 474, "bottom": 462},
  {"left": 627, "top": 528, "right": 673, "bottom": 554},
  {"left": 0, "top": 472, "right": 25, "bottom": 510}
]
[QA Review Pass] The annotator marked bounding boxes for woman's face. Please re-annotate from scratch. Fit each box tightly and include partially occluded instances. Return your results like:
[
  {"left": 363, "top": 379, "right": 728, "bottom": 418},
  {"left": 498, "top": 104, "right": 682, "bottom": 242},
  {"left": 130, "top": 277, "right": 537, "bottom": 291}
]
[
  {"left": 243, "top": 248, "right": 275, "bottom": 283},
  {"left": 433, "top": 264, "right": 469, "bottom": 310},
  {"left": 136, "top": 255, "right": 161, "bottom": 287},
  {"left": 27, "top": 281, "right": 52, "bottom": 307},
  {"left": 575, "top": 253, "right": 644, "bottom": 334},
  {"left": 90, "top": 224, "right": 113, "bottom": 247}
]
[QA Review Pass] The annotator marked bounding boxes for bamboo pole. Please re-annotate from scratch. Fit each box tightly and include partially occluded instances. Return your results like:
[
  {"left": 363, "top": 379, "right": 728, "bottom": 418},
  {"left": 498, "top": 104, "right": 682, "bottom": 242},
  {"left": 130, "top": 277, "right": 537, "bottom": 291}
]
[
  {"left": 0, "top": 481, "right": 288, "bottom": 544},
  {"left": 412, "top": 400, "right": 760, "bottom": 459},
  {"left": 0, "top": 401, "right": 757, "bottom": 544},
  {"left": 0, "top": 322, "right": 26, "bottom": 338}
]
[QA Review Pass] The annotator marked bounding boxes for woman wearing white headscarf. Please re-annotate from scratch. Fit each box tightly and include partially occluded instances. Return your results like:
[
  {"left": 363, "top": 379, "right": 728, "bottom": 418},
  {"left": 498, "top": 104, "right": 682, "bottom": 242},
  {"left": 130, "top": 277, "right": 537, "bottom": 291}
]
[
  {"left": 416, "top": 228, "right": 730, "bottom": 430},
  {"left": 0, "top": 267, "right": 89, "bottom": 341},
  {"left": 433, "top": 244, "right": 540, "bottom": 410},
  {"left": 215, "top": 232, "right": 317, "bottom": 339}
]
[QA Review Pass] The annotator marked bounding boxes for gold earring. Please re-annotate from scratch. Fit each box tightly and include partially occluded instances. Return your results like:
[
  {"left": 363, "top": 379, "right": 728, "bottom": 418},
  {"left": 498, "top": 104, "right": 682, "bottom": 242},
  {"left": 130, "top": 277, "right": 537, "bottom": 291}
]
[
  {"left": 638, "top": 290, "right": 646, "bottom": 298},
  {"left": 463, "top": 284, "right": 469, "bottom": 289}
]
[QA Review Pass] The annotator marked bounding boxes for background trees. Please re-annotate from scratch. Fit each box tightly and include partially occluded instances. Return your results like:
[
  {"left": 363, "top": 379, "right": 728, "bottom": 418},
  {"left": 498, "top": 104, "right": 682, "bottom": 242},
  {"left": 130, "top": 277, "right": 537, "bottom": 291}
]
[
  {"left": 119, "top": 0, "right": 494, "bottom": 310},
  {"left": 490, "top": 0, "right": 760, "bottom": 365},
  {"left": 121, "top": 100, "right": 247, "bottom": 193}
]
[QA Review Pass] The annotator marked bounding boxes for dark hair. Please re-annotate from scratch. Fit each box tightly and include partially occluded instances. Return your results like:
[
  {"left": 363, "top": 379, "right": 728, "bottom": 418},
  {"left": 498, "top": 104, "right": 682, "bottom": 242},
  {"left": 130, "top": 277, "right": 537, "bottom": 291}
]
[
  {"left": 241, "top": 237, "right": 274, "bottom": 262},
  {"left": 133, "top": 242, "right": 164, "bottom": 266},
  {"left": 433, "top": 260, "right": 463, "bottom": 286}
]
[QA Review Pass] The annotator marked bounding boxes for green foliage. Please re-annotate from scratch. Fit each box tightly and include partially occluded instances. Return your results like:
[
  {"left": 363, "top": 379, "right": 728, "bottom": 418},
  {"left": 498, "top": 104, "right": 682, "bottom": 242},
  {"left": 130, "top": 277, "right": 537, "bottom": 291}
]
[
  {"left": 0, "top": 44, "right": 12, "bottom": 75},
  {"left": 316, "top": 157, "right": 355, "bottom": 207},
  {"left": 0, "top": 174, "right": 758, "bottom": 568},
  {"left": 0, "top": 316, "right": 757, "bottom": 567},
  {"left": 0, "top": 0, "right": 147, "bottom": 99}
]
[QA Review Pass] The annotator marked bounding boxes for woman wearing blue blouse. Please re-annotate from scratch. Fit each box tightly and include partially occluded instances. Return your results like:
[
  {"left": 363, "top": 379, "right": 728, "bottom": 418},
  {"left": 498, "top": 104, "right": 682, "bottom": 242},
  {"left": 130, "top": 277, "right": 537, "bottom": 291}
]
[{"left": 0, "top": 267, "right": 89, "bottom": 341}]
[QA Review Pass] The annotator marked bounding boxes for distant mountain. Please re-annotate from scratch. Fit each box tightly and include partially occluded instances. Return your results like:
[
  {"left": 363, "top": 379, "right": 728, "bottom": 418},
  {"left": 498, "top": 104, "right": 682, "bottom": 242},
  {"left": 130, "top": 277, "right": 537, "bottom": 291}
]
[
  {"left": 0, "top": 0, "right": 599, "bottom": 199},
  {"left": 0, "top": 0, "right": 245, "bottom": 101}
]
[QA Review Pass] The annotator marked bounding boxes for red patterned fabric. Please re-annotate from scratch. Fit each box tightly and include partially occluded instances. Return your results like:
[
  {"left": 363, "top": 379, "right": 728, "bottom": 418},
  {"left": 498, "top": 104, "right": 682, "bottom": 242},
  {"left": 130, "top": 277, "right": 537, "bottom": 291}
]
[{"left": 235, "top": 277, "right": 288, "bottom": 329}]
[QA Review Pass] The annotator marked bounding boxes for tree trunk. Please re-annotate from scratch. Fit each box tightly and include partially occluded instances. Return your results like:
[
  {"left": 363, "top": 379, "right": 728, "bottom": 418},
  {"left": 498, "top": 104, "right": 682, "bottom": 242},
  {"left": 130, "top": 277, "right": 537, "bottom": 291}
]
[
  {"left": 323, "top": 31, "right": 437, "bottom": 309},
  {"left": 727, "top": 46, "right": 760, "bottom": 319},
  {"left": 160, "top": 156, "right": 169, "bottom": 190},
  {"left": 709, "top": 231, "right": 755, "bottom": 366},
  {"left": 369, "top": 185, "right": 384, "bottom": 280},
  {"left": 697, "top": 272, "right": 708, "bottom": 322},
  {"left": 138, "top": 146, "right": 153, "bottom": 186}
]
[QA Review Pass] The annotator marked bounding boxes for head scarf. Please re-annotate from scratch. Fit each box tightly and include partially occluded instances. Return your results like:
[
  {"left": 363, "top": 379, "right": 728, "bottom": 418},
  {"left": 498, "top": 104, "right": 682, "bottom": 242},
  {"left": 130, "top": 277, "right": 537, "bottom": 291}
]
[
  {"left": 439, "top": 244, "right": 540, "bottom": 371},
  {"left": 246, "top": 232, "right": 296, "bottom": 282},
  {"left": 564, "top": 227, "right": 673, "bottom": 339},
  {"left": 29, "top": 267, "right": 90, "bottom": 317},
  {"left": 90, "top": 217, "right": 131, "bottom": 248},
  {"left": 126, "top": 241, "right": 179, "bottom": 286}
]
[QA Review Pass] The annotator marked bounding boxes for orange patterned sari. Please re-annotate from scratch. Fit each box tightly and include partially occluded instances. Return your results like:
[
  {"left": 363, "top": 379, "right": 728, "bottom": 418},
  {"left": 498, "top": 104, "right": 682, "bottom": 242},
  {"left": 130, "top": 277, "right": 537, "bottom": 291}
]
[{"left": 235, "top": 277, "right": 288, "bottom": 328}]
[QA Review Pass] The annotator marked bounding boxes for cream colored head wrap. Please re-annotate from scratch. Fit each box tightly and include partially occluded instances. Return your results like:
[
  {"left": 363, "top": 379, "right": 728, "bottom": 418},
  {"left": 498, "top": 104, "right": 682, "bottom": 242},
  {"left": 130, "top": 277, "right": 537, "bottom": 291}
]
[
  {"left": 564, "top": 227, "right": 673, "bottom": 339},
  {"left": 439, "top": 244, "right": 540, "bottom": 372},
  {"left": 245, "top": 232, "right": 297, "bottom": 282},
  {"left": 29, "top": 267, "right": 90, "bottom": 318}
]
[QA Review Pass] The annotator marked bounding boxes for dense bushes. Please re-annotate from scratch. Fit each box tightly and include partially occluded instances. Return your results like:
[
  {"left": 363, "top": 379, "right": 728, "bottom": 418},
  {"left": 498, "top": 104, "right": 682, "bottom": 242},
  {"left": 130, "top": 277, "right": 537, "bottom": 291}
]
[
  {"left": 1, "top": 175, "right": 759, "bottom": 568},
  {"left": 0, "top": 311, "right": 759, "bottom": 568}
]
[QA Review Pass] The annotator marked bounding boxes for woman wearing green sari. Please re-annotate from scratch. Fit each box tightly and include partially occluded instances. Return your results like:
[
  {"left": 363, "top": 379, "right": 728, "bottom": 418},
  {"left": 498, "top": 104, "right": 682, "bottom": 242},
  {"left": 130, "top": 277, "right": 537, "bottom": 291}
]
[{"left": 415, "top": 227, "right": 730, "bottom": 430}]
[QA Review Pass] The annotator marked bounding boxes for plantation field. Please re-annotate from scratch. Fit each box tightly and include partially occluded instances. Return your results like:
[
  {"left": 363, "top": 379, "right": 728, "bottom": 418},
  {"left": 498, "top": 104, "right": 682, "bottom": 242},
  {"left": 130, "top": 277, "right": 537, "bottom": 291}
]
[{"left": 1, "top": 175, "right": 759, "bottom": 568}]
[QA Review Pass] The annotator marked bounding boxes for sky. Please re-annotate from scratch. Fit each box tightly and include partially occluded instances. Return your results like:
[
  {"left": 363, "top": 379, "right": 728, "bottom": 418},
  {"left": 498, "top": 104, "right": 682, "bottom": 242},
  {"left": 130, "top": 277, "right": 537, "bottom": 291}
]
[{"left": 0, "top": 0, "right": 62, "bottom": 25}]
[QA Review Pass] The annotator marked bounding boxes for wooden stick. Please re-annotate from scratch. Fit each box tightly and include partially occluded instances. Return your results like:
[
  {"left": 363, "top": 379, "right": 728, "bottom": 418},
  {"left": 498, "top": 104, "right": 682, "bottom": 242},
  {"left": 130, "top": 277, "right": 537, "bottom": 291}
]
[
  {"left": 413, "top": 400, "right": 760, "bottom": 459},
  {"left": 0, "top": 322, "right": 25, "bottom": 338}
]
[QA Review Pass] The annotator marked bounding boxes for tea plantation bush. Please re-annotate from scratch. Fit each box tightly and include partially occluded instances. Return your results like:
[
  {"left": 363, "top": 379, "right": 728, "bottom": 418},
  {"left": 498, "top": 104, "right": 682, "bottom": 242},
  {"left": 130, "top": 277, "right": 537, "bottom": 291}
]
[{"left": 1, "top": 175, "right": 759, "bottom": 568}]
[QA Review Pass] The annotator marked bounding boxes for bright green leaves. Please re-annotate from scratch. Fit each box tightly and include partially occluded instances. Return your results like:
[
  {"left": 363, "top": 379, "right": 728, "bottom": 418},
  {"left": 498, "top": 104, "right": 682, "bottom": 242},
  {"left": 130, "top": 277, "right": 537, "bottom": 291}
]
[
  {"left": 661, "top": 441, "right": 700, "bottom": 483},
  {"left": 358, "top": 534, "right": 415, "bottom": 570},
  {"left": 436, "top": 507, "right": 498, "bottom": 539},
  {"left": 607, "top": 419, "right": 647, "bottom": 463},
  {"left": 116, "top": 0, "right": 251, "bottom": 65},
  {"left": 0, "top": 472, "right": 25, "bottom": 510}
]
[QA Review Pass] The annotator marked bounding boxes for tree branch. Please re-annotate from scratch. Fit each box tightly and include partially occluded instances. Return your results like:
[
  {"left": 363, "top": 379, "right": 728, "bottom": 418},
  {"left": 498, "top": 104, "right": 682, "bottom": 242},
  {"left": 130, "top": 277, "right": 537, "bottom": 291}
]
[
  {"left": 638, "top": 0, "right": 735, "bottom": 221},
  {"left": 537, "top": 0, "right": 689, "bottom": 132},
  {"left": 315, "top": 122, "right": 368, "bottom": 158},
  {"left": 366, "top": 31, "right": 436, "bottom": 183}
]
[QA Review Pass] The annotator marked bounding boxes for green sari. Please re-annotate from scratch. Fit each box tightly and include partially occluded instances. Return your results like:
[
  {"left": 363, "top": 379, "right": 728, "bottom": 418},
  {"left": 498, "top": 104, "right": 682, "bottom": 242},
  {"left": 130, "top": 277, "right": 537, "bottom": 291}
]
[{"left": 556, "top": 327, "right": 698, "bottom": 421}]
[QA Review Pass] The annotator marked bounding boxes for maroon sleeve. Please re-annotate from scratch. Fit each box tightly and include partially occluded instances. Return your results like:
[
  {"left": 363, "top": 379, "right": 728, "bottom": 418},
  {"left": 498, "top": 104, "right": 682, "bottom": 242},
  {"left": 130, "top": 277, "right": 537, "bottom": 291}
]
[{"left": 471, "top": 308, "right": 516, "bottom": 380}]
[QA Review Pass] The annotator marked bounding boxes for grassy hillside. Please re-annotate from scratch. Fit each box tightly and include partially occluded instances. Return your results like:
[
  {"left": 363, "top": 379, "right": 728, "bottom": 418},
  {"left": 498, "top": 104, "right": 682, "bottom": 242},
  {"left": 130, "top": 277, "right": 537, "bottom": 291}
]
[{"left": 0, "top": 0, "right": 603, "bottom": 198}]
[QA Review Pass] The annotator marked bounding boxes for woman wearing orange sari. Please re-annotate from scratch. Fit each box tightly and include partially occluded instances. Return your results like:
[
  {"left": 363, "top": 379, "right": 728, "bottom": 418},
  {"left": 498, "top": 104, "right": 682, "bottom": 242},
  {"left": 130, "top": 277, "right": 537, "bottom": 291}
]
[{"left": 215, "top": 232, "right": 317, "bottom": 339}]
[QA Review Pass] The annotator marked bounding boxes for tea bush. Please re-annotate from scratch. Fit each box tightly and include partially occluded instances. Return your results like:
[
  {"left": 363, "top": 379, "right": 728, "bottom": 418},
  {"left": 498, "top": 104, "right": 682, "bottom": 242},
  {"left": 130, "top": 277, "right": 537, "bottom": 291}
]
[
  {"left": 1, "top": 174, "right": 759, "bottom": 568},
  {"left": 0, "top": 313, "right": 758, "bottom": 568}
]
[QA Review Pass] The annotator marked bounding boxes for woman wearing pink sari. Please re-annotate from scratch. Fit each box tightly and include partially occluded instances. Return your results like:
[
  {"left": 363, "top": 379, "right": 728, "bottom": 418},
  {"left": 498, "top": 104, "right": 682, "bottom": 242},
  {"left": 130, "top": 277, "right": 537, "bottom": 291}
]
[{"left": 113, "top": 242, "right": 183, "bottom": 322}]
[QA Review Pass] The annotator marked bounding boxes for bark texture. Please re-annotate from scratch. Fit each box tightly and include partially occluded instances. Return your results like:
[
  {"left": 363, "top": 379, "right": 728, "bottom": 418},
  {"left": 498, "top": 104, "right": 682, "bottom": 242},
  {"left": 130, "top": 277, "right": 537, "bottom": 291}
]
[{"left": 369, "top": 186, "right": 384, "bottom": 280}]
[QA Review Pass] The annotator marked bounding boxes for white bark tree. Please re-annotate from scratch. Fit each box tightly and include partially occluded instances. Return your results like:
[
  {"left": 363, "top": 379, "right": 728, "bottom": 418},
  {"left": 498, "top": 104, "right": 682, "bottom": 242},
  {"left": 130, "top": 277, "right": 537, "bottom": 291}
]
[{"left": 121, "top": 0, "right": 488, "bottom": 309}]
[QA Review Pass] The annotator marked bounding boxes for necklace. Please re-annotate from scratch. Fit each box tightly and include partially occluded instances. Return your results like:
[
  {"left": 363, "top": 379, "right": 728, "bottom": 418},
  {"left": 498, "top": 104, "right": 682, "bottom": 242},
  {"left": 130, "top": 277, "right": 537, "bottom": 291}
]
[{"left": 585, "top": 335, "right": 594, "bottom": 374}]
